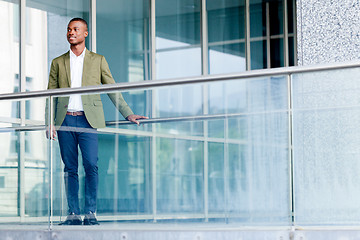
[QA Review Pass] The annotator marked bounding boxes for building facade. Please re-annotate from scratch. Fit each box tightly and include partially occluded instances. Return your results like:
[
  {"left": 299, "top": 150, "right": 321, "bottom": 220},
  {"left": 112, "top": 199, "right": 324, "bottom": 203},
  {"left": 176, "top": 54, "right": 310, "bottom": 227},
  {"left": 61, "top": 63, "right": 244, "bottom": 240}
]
[{"left": 0, "top": 0, "right": 360, "bottom": 235}]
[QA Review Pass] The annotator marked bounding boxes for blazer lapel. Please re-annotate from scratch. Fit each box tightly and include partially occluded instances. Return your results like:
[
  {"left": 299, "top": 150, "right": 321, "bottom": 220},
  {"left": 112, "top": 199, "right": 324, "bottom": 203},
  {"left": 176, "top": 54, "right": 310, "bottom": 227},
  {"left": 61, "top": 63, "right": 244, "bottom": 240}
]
[
  {"left": 64, "top": 51, "right": 71, "bottom": 87},
  {"left": 82, "top": 49, "right": 91, "bottom": 86}
]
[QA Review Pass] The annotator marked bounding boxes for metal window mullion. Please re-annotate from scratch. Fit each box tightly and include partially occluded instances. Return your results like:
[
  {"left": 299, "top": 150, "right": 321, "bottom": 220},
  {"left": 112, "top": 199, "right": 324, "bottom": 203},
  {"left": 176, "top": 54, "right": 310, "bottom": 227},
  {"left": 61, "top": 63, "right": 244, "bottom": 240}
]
[
  {"left": 90, "top": 0, "right": 96, "bottom": 53},
  {"left": 18, "top": 0, "right": 26, "bottom": 223},
  {"left": 266, "top": 2, "right": 271, "bottom": 69},
  {"left": 245, "top": 0, "right": 251, "bottom": 70},
  {"left": 150, "top": 0, "right": 156, "bottom": 81},
  {"left": 201, "top": 0, "right": 209, "bottom": 222},
  {"left": 48, "top": 96, "right": 54, "bottom": 229},
  {"left": 224, "top": 118, "right": 229, "bottom": 222},
  {"left": 287, "top": 73, "right": 295, "bottom": 225},
  {"left": 150, "top": 0, "right": 157, "bottom": 222},
  {"left": 201, "top": 0, "right": 208, "bottom": 76}
]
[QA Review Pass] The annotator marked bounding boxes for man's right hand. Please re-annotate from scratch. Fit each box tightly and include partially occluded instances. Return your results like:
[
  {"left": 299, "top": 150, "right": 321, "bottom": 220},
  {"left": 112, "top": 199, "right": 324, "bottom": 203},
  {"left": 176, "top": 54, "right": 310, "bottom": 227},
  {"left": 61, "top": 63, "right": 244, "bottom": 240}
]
[{"left": 46, "top": 125, "right": 57, "bottom": 140}]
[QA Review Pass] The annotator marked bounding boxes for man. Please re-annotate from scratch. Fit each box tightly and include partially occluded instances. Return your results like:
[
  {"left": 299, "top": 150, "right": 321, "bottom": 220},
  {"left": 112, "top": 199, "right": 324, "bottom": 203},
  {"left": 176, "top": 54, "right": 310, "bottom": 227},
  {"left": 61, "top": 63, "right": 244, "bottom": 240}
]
[{"left": 46, "top": 18, "right": 147, "bottom": 225}]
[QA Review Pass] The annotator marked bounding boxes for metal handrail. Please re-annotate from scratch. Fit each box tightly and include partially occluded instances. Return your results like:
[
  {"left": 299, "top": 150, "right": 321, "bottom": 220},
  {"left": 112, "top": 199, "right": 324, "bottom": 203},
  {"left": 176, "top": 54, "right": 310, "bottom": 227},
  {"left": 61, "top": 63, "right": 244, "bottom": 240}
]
[
  {"left": 0, "top": 109, "right": 290, "bottom": 132},
  {"left": 0, "top": 61, "right": 359, "bottom": 100}
]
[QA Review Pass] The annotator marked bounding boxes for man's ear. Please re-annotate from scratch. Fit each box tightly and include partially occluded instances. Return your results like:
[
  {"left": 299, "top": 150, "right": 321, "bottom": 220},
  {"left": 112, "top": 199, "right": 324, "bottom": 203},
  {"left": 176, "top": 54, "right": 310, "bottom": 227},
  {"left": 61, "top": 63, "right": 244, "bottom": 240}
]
[{"left": 84, "top": 31, "right": 88, "bottom": 37}]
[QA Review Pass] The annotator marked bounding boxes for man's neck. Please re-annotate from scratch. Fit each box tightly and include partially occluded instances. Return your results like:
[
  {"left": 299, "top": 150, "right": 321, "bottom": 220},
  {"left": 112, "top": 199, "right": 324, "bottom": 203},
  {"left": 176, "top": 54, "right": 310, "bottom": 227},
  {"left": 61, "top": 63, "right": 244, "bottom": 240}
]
[{"left": 70, "top": 44, "right": 86, "bottom": 56}]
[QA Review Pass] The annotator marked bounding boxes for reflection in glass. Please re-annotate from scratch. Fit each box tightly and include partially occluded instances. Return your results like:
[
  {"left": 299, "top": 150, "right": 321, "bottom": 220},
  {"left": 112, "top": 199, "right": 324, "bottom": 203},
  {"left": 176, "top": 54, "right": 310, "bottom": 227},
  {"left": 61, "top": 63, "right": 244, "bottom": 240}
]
[
  {"left": 97, "top": 0, "right": 149, "bottom": 83},
  {"left": 26, "top": 0, "right": 90, "bottom": 92},
  {"left": 207, "top": 0, "right": 245, "bottom": 42},
  {"left": 250, "top": 1, "right": 266, "bottom": 38},
  {"left": 0, "top": 0, "right": 19, "bottom": 94},
  {"left": 24, "top": 130, "right": 49, "bottom": 218},
  {"left": 97, "top": 134, "right": 151, "bottom": 214},
  {"left": 209, "top": 44, "right": 246, "bottom": 75},
  {"left": 207, "top": 0, "right": 246, "bottom": 74},
  {"left": 251, "top": 41, "right": 267, "bottom": 70},
  {"left": 208, "top": 142, "right": 224, "bottom": 213},
  {"left": 97, "top": 0, "right": 150, "bottom": 128},
  {"left": 156, "top": 0, "right": 201, "bottom": 79},
  {"left": 156, "top": 138, "right": 203, "bottom": 213}
]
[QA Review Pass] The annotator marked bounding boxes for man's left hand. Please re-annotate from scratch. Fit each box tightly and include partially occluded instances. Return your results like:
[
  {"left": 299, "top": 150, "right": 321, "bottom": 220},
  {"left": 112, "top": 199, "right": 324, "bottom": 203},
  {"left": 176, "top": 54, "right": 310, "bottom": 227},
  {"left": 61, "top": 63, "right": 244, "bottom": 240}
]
[{"left": 126, "top": 114, "right": 149, "bottom": 126}]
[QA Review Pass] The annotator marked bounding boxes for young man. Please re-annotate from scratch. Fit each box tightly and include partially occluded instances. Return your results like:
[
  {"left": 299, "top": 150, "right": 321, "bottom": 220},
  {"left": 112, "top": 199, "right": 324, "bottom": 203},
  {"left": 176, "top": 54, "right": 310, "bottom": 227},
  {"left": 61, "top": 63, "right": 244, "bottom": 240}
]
[{"left": 47, "top": 18, "right": 147, "bottom": 225}]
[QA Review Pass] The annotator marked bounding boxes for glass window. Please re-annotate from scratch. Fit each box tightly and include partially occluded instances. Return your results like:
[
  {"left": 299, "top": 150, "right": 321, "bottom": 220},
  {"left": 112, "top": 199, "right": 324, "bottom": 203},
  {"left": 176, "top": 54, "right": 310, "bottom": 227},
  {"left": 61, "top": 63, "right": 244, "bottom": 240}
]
[
  {"left": 269, "top": 0, "right": 284, "bottom": 36},
  {"left": 156, "top": 0, "right": 201, "bottom": 79},
  {"left": 251, "top": 40, "right": 267, "bottom": 70},
  {"left": 270, "top": 38, "right": 284, "bottom": 68},
  {"left": 208, "top": 142, "right": 225, "bottom": 213},
  {"left": 249, "top": 0, "right": 292, "bottom": 69},
  {"left": 97, "top": 0, "right": 150, "bottom": 124},
  {"left": 25, "top": 0, "right": 90, "bottom": 92},
  {"left": 0, "top": 0, "right": 19, "bottom": 94},
  {"left": 207, "top": 0, "right": 246, "bottom": 74},
  {"left": 250, "top": 1, "right": 266, "bottom": 38},
  {"left": 156, "top": 138, "right": 204, "bottom": 213}
]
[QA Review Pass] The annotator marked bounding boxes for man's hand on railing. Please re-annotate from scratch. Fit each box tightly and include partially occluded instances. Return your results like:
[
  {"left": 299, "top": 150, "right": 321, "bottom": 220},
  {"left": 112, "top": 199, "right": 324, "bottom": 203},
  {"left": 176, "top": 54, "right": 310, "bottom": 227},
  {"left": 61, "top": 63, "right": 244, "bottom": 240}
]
[
  {"left": 126, "top": 114, "right": 149, "bottom": 126},
  {"left": 46, "top": 125, "right": 57, "bottom": 140}
]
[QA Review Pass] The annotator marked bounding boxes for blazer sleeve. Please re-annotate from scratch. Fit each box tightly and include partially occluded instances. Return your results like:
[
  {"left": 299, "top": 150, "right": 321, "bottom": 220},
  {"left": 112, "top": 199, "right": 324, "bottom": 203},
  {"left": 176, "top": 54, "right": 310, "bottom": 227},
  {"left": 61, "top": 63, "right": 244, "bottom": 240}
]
[
  {"left": 100, "top": 56, "right": 134, "bottom": 118},
  {"left": 45, "top": 60, "right": 59, "bottom": 125}
]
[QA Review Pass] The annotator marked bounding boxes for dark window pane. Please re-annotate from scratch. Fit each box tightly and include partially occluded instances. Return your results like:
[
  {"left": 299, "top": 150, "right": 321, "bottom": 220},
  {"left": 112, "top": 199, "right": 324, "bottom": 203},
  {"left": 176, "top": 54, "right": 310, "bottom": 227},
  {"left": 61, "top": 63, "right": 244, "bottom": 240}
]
[
  {"left": 269, "top": 0, "right": 284, "bottom": 36},
  {"left": 207, "top": 0, "right": 245, "bottom": 42},
  {"left": 251, "top": 40, "right": 267, "bottom": 70},
  {"left": 270, "top": 38, "right": 284, "bottom": 68},
  {"left": 287, "top": 0, "right": 295, "bottom": 34},
  {"left": 250, "top": 2, "right": 266, "bottom": 38},
  {"left": 289, "top": 36, "right": 295, "bottom": 66}
]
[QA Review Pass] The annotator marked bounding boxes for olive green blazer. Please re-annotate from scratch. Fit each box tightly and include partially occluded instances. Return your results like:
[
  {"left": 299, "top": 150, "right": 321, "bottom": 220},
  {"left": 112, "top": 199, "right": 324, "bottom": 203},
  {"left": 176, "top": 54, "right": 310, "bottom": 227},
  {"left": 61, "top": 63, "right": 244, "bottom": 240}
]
[{"left": 47, "top": 49, "right": 133, "bottom": 129}]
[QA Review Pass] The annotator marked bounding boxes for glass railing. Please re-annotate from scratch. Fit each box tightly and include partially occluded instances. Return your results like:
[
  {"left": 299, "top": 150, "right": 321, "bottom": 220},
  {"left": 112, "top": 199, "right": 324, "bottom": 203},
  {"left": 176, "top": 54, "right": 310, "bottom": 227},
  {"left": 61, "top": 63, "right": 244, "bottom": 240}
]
[{"left": 0, "top": 62, "right": 359, "bottom": 229}]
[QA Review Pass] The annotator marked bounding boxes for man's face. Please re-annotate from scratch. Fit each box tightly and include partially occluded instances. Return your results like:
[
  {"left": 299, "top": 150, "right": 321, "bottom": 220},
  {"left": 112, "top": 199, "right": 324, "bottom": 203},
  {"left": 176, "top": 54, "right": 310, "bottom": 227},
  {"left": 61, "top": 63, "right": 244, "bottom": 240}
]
[{"left": 67, "top": 21, "right": 88, "bottom": 46}]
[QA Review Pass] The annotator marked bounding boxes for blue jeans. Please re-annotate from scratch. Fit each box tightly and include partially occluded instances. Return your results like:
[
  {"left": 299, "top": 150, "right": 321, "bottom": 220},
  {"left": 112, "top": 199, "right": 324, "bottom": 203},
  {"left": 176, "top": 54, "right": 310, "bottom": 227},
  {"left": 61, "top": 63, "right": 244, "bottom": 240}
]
[{"left": 57, "top": 114, "right": 98, "bottom": 215}]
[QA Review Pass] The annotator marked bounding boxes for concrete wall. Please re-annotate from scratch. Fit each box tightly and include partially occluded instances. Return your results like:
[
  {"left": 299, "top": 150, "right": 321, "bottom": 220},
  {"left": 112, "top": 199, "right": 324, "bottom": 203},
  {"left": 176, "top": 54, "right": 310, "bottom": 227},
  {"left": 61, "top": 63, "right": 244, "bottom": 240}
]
[{"left": 297, "top": 0, "right": 360, "bottom": 65}]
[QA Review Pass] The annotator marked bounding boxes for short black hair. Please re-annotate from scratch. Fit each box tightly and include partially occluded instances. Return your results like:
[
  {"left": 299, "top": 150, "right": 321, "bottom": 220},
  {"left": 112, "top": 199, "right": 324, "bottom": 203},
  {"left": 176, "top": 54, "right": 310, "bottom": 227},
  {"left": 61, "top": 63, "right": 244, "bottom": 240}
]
[{"left": 68, "top": 17, "right": 88, "bottom": 30}]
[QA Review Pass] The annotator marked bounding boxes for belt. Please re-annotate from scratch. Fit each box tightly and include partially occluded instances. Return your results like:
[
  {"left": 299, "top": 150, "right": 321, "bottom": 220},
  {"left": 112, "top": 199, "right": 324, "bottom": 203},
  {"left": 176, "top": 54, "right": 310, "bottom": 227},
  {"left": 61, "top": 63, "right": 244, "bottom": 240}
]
[{"left": 66, "top": 111, "right": 84, "bottom": 116}]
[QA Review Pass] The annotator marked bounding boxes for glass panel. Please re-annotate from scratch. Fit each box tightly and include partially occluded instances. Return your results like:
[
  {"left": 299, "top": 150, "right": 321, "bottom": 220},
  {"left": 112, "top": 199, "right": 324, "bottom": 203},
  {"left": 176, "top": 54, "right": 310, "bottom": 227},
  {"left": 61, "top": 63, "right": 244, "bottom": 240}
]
[
  {"left": 208, "top": 142, "right": 224, "bottom": 213},
  {"left": 46, "top": 73, "right": 290, "bottom": 224},
  {"left": 156, "top": 48, "right": 201, "bottom": 79},
  {"left": 287, "top": 0, "right": 295, "bottom": 34},
  {"left": 156, "top": 0, "right": 201, "bottom": 79},
  {"left": 293, "top": 68, "right": 360, "bottom": 225},
  {"left": 25, "top": 130, "right": 49, "bottom": 218},
  {"left": 209, "top": 76, "right": 287, "bottom": 115},
  {"left": 0, "top": 0, "right": 19, "bottom": 94},
  {"left": 270, "top": 38, "right": 284, "bottom": 68},
  {"left": 0, "top": 97, "right": 48, "bottom": 224},
  {"left": 26, "top": 0, "right": 90, "bottom": 92},
  {"left": 209, "top": 43, "right": 246, "bottom": 75},
  {"left": 227, "top": 139, "right": 289, "bottom": 224},
  {"left": 251, "top": 40, "right": 267, "bottom": 70},
  {"left": 207, "top": 0, "right": 246, "bottom": 42},
  {"left": 155, "top": 84, "right": 203, "bottom": 136},
  {"left": 0, "top": 130, "right": 19, "bottom": 218},
  {"left": 207, "top": 1, "right": 245, "bottom": 75},
  {"left": 289, "top": 36, "right": 295, "bottom": 66},
  {"left": 269, "top": 0, "right": 284, "bottom": 36},
  {"left": 156, "top": 138, "right": 204, "bottom": 214},
  {"left": 97, "top": 0, "right": 149, "bottom": 83},
  {"left": 250, "top": 1, "right": 266, "bottom": 38}
]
